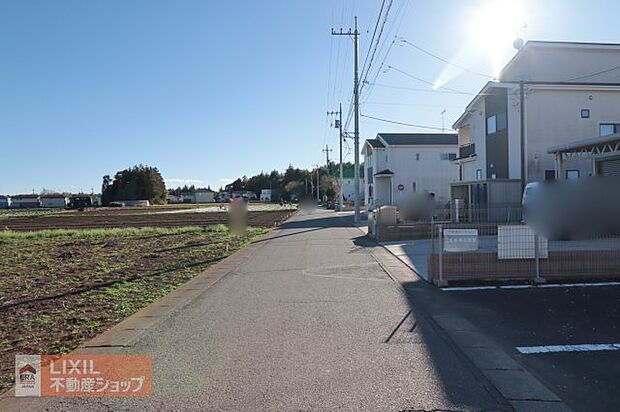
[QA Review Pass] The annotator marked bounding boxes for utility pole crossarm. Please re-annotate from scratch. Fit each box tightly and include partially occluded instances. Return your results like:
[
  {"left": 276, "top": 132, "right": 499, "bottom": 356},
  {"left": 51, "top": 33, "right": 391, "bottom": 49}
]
[{"left": 322, "top": 144, "right": 333, "bottom": 167}]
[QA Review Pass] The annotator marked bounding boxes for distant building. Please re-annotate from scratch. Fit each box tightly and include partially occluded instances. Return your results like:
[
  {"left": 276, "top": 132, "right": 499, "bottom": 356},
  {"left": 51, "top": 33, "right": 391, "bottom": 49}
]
[
  {"left": 0, "top": 196, "right": 11, "bottom": 208},
  {"left": 260, "top": 188, "right": 281, "bottom": 202},
  {"left": 363, "top": 133, "right": 459, "bottom": 210},
  {"left": 40, "top": 194, "right": 69, "bottom": 208},
  {"left": 167, "top": 194, "right": 183, "bottom": 204},
  {"left": 69, "top": 195, "right": 93, "bottom": 209},
  {"left": 340, "top": 177, "right": 365, "bottom": 203},
  {"left": 193, "top": 189, "right": 215, "bottom": 203},
  {"left": 11, "top": 195, "right": 40, "bottom": 209},
  {"left": 217, "top": 192, "right": 231, "bottom": 202}
]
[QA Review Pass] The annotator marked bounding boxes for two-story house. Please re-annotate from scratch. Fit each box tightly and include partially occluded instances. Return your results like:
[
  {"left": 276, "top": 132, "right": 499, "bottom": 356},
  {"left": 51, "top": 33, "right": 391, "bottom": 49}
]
[
  {"left": 362, "top": 133, "right": 459, "bottom": 211},
  {"left": 451, "top": 40, "right": 620, "bottom": 219}
]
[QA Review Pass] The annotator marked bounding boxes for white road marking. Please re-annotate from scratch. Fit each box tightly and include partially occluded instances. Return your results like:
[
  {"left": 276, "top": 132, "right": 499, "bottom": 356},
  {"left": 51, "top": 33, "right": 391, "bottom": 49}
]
[
  {"left": 442, "top": 281, "right": 620, "bottom": 292},
  {"left": 516, "top": 343, "right": 620, "bottom": 354}
]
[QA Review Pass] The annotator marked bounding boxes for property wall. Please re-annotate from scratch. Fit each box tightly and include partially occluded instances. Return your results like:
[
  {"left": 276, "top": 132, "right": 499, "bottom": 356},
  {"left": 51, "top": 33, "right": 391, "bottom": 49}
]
[
  {"left": 386, "top": 145, "right": 459, "bottom": 206},
  {"left": 523, "top": 86, "right": 620, "bottom": 182}
]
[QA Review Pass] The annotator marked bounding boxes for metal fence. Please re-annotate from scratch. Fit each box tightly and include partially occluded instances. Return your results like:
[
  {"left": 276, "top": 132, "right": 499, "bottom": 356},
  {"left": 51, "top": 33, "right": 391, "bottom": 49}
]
[{"left": 429, "top": 219, "right": 620, "bottom": 286}]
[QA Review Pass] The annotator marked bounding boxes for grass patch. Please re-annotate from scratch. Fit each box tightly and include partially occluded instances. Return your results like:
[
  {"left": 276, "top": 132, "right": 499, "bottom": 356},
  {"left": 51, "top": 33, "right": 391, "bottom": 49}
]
[{"left": 0, "top": 225, "right": 224, "bottom": 240}]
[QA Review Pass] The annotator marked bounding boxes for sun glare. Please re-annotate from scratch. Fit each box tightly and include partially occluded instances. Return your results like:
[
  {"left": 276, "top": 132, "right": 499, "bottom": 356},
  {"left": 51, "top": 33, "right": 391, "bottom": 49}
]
[{"left": 470, "top": 0, "right": 525, "bottom": 75}]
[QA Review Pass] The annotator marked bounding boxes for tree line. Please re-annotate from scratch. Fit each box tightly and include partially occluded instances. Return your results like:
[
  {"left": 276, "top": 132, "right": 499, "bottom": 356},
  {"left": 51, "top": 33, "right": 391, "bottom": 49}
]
[{"left": 101, "top": 165, "right": 167, "bottom": 205}]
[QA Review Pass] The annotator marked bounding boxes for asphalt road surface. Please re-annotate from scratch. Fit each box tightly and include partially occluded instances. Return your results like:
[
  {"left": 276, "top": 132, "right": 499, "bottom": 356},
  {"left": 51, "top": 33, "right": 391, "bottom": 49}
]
[
  {"left": 440, "top": 285, "right": 620, "bottom": 411},
  {"left": 11, "top": 208, "right": 510, "bottom": 411}
]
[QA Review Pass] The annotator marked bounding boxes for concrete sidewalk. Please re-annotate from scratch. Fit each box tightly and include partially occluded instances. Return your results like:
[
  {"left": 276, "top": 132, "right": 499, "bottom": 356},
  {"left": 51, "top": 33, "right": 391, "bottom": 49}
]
[{"left": 3, "top": 208, "right": 513, "bottom": 411}]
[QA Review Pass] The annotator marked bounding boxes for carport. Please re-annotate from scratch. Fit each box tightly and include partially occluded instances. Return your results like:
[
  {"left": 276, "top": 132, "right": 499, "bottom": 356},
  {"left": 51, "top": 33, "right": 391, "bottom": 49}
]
[{"left": 548, "top": 132, "right": 620, "bottom": 178}]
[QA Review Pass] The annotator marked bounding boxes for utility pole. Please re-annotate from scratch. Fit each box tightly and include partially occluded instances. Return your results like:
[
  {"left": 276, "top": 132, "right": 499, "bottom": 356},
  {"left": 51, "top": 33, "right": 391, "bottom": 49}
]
[
  {"left": 322, "top": 144, "right": 332, "bottom": 167},
  {"left": 327, "top": 104, "right": 344, "bottom": 211},
  {"left": 314, "top": 164, "right": 320, "bottom": 201},
  {"left": 519, "top": 81, "right": 526, "bottom": 195},
  {"left": 332, "top": 16, "right": 360, "bottom": 223}
]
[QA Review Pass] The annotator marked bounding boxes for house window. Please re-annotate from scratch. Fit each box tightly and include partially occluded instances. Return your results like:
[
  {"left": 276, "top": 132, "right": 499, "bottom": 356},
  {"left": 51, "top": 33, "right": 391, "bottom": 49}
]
[
  {"left": 566, "top": 170, "right": 580, "bottom": 180},
  {"left": 415, "top": 153, "right": 420, "bottom": 161},
  {"left": 600, "top": 123, "right": 620, "bottom": 136},
  {"left": 487, "top": 115, "right": 497, "bottom": 134},
  {"left": 412, "top": 182, "right": 417, "bottom": 192},
  {"left": 545, "top": 170, "right": 556, "bottom": 181},
  {"left": 476, "top": 169, "right": 482, "bottom": 180},
  {"left": 581, "top": 109, "right": 590, "bottom": 119}
]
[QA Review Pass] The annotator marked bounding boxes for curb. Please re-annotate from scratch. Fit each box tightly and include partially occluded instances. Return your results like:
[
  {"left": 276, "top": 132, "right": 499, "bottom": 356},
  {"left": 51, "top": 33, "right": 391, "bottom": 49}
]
[{"left": 366, "top": 240, "right": 572, "bottom": 411}]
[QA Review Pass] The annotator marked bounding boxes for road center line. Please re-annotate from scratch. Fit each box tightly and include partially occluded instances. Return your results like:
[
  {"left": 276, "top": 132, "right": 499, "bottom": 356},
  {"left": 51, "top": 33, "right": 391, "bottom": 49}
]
[{"left": 516, "top": 343, "right": 620, "bottom": 354}]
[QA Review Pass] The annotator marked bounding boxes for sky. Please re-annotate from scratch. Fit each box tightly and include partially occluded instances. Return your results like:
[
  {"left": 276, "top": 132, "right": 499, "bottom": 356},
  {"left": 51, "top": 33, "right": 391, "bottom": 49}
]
[{"left": 2, "top": 0, "right": 620, "bottom": 194}]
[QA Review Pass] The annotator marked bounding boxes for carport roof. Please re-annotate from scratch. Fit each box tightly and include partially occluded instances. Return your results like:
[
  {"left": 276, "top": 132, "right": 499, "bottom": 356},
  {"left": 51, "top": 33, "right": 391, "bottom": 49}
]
[{"left": 547, "top": 133, "right": 620, "bottom": 156}]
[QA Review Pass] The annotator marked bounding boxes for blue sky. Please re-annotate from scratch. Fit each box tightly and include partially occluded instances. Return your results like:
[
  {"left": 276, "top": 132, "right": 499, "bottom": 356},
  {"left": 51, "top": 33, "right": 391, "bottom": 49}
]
[{"left": 2, "top": 0, "right": 620, "bottom": 194}]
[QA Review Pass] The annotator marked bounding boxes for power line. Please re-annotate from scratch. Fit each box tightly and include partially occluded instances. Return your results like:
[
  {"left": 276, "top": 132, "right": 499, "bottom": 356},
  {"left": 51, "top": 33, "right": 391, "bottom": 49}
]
[
  {"left": 564, "top": 64, "right": 620, "bottom": 82},
  {"left": 360, "top": 0, "right": 386, "bottom": 79},
  {"left": 364, "top": 81, "right": 468, "bottom": 95},
  {"left": 364, "top": 101, "right": 464, "bottom": 108},
  {"left": 360, "top": 114, "right": 452, "bottom": 131},
  {"left": 399, "top": 38, "right": 494, "bottom": 79},
  {"left": 359, "top": 0, "right": 393, "bottom": 95},
  {"left": 387, "top": 65, "right": 475, "bottom": 95},
  {"left": 360, "top": 0, "right": 410, "bottom": 103}
]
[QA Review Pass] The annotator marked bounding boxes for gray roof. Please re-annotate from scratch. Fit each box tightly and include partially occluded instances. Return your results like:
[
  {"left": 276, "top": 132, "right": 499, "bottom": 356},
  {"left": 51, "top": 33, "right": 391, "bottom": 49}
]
[
  {"left": 366, "top": 138, "right": 385, "bottom": 148},
  {"left": 377, "top": 133, "right": 458, "bottom": 146},
  {"left": 374, "top": 169, "right": 394, "bottom": 176}
]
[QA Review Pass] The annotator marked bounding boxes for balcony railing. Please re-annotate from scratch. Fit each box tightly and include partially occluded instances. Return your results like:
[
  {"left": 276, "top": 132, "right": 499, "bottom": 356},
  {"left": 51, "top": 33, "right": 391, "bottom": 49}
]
[{"left": 458, "top": 143, "right": 476, "bottom": 159}]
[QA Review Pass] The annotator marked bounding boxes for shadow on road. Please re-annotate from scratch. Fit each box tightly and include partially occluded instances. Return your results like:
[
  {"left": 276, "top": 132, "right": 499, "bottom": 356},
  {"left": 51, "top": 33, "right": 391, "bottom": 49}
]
[{"left": 351, "top": 231, "right": 511, "bottom": 409}]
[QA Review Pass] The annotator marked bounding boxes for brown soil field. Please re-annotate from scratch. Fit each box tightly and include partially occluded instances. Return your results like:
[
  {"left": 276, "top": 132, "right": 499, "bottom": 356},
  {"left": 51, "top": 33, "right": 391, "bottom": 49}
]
[{"left": 0, "top": 209, "right": 294, "bottom": 231}]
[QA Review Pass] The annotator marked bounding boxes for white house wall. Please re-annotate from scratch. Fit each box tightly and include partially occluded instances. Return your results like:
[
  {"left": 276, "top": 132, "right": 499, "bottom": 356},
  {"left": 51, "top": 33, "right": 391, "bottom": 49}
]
[
  {"left": 503, "top": 45, "right": 620, "bottom": 83},
  {"left": 523, "top": 87, "right": 620, "bottom": 181},
  {"left": 385, "top": 145, "right": 459, "bottom": 206}
]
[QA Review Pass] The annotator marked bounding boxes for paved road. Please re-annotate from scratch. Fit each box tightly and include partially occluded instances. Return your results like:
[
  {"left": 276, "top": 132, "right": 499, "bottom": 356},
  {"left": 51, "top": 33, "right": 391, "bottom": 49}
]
[{"left": 12, "top": 208, "right": 509, "bottom": 411}]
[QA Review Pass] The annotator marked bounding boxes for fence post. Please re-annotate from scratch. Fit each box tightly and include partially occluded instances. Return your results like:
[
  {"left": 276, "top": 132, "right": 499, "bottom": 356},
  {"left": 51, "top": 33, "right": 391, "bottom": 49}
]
[
  {"left": 533, "top": 232, "right": 544, "bottom": 284},
  {"left": 431, "top": 217, "right": 435, "bottom": 254},
  {"left": 437, "top": 224, "right": 447, "bottom": 287}
]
